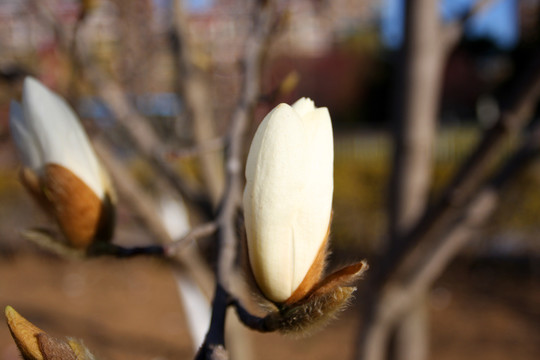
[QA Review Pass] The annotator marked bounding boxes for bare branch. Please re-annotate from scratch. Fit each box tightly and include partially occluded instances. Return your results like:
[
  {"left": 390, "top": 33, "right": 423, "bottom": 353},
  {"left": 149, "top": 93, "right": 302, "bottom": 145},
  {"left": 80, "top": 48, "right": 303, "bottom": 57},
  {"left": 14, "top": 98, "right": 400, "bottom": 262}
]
[
  {"left": 171, "top": 2, "right": 224, "bottom": 205},
  {"left": 88, "top": 242, "right": 165, "bottom": 258},
  {"left": 78, "top": 54, "right": 211, "bottom": 214},
  {"left": 94, "top": 138, "right": 215, "bottom": 296},
  {"left": 196, "top": 1, "right": 279, "bottom": 358},
  {"left": 389, "top": 0, "right": 439, "bottom": 244},
  {"left": 442, "top": 0, "right": 499, "bottom": 51},
  {"left": 166, "top": 222, "right": 218, "bottom": 255},
  {"left": 386, "top": 1, "right": 441, "bottom": 358},
  {"left": 94, "top": 139, "right": 175, "bottom": 244},
  {"left": 360, "top": 117, "right": 540, "bottom": 360},
  {"left": 231, "top": 299, "right": 275, "bottom": 333},
  {"left": 29, "top": 0, "right": 213, "bottom": 217},
  {"left": 384, "top": 49, "right": 540, "bottom": 286},
  {"left": 215, "top": 0, "right": 277, "bottom": 285},
  {"left": 404, "top": 125, "right": 540, "bottom": 294},
  {"left": 365, "top": 123, "right": 540, "bottom": 346},
  {"left": 165, "top": 137, "right": 226, "bottom": 160}
]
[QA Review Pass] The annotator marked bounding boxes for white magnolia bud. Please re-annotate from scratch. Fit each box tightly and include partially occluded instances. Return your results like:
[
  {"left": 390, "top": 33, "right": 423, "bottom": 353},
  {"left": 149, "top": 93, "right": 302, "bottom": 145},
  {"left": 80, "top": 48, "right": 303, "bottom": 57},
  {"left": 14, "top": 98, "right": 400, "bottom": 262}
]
[
  {"left": 243, "top": 97, "right": 333, "bottom": 303},
  {"left": 10, "top": 77, "right": 115, "bottom": 248}
]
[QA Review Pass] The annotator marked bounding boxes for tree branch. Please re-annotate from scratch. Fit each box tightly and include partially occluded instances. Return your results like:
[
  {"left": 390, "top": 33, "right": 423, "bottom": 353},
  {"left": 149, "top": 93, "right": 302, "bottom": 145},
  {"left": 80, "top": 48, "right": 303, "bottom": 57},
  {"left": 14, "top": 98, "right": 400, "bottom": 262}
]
[
  {"left": 30, "top": 0, "right": 213, "bottom": 218},
  {"left": 94, "top": 138, "right": 215, "bottom": 296},
  {"left": 166, "top": 222, "right": 218, "bottom": 255},
  {"left": 195, "top": 1, "right": 278, "bottom": 358},
  {"left": 365, "top": 122, "right": 540, "bottom": 346},
  {"left": 165, "top": 137, "right": 226, "bottom": 160},
  {"left": 230, "top": 299, "right": 275, "bottom": 333},
  {"left": 386, "top": 1, "right": 441, "bottom": 359},
  {"left": 384, "top": 49, "right": 540, "bottom": 286},
  {"left": 358, "top": 47, "right": 540, "bottom": 360},
  {"left": 442, "top": 0, "right": 498, "bottom": 51},
  {"left": 171, "top": 1, "right": 225, "bottom": 206},
  {"left": 78, "top": 55, "right": 212, "bottom": 216}
]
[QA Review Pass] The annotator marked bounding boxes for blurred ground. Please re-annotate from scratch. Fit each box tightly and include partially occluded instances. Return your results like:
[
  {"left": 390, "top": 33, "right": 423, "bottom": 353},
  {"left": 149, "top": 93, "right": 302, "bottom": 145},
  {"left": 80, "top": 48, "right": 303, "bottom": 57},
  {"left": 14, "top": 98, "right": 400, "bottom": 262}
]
[{"left": 0, "top": 250, "right": 538, "bottom": 360}]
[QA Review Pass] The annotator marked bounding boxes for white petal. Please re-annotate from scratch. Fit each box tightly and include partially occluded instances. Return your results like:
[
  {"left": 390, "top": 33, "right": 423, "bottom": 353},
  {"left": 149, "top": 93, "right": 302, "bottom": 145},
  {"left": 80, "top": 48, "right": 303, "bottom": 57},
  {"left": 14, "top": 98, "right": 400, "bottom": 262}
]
[
  {"left": 244, "top": 102, "right": 333, "bottom": 302},
  {"left": 21, "top": 77, "right": 104, "bottom": 199},
  {"left": 9, "top": 101, "right": 43, "bottom": 170},
  {"left": 294, "top": 107, "right": 333, "bottom": 283},
  {"left": 291, "top": 97, "right": 315, "bottom": 118}
]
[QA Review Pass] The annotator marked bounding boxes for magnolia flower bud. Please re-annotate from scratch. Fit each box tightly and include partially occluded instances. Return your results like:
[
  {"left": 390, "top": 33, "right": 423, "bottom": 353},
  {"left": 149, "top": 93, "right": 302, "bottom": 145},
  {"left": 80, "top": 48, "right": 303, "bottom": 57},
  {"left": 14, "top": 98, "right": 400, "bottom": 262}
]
[
  {"left": 244, "top": 98, "right": 367, "bottom": 333},
  {"left": 10, "top": 77, "right": 115, "bottom": 249},
  {"left": 244, "top": 97, "right": 334, "bottom": 304},
  {"left": 5, "top": 306, "right": 96, "bottom": 360}
]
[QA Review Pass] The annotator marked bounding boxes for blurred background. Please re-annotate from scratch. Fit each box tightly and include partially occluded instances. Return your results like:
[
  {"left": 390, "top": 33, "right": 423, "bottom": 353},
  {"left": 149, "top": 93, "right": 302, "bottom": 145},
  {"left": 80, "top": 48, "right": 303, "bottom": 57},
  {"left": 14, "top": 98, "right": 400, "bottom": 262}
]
[{"left": 0, "top": 0, "right": 539, "bottom": 359}]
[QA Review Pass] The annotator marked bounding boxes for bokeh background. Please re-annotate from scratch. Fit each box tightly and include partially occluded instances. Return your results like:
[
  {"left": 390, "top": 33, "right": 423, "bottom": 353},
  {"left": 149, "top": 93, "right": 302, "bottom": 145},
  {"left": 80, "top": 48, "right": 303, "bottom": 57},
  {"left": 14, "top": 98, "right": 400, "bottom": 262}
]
[{"left": 0, "top": 0, "right": 539, "bottom": 359}]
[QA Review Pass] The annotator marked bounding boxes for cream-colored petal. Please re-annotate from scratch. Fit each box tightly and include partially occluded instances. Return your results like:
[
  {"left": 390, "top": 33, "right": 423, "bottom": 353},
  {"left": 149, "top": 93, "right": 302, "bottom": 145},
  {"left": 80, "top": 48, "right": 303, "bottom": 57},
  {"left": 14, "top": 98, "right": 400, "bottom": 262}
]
[
  {"left": 244, "top": 101, "right": 333, "bottom": 303},
  {"left": 245, "top": 104, "right": 305, "bottom": 302},
  {"left": 291, "top": 97, "right": 315, "bottom": 118},
  {"left": 292, "top": 107, "right": 333, "bottom": 287},
  {"left": 21, "top": 77, "right": 104, "bottom": 199},
  {"left": 9, "top": 101, "right": 42, "bottom": 170}
]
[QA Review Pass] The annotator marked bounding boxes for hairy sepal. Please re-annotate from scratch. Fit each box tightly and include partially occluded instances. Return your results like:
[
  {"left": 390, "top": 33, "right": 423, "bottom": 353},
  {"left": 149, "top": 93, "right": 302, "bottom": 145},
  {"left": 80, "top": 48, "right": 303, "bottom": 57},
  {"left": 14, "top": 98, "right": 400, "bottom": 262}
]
[
  {"left": 263, "top": 261, "right": 368, "bottom": 335},
  {"left": 5, "top": 306, "right": 45, "bottom": 360}
]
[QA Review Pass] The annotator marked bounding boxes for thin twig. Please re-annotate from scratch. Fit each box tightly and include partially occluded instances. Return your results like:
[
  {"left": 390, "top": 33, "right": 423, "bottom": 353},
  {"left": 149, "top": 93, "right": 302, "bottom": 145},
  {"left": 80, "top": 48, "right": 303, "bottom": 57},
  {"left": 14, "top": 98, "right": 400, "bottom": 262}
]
[
  {"left": 88, "top": 243, "right": 165, "bottom": 258},
  {"left": 403, "top": 124, "right": 540, "bottom": 292},
  {"left": 383, "top": 49, "right": 540, "bottom": 286},
  {"left": 80, "top": 56, "right": 212, "bottom": 215},
  {"left": 171, "top": 2, "right": 224, "bottom": 205},
  {"left": 166, "top": 222, "right": 218, "bottom": 255},
  {"left": 29, "top": 0, "right": 213, "bottom": 218},
  {"left": 358, "top": 117, "right": 540, "bottom": 360},
  {"left": 95, "top": 138, "right": 215, "bottom": 297},
  {"left": 94, "top": 139, "right": 175, "bottom": 244},
  {"left": 164, "top": 137, "right": 226, "bottom": 160},
  {"left": 196, "top": 1, "right": 279, "bottom": 359},
  {"left": 368, "top": 122, "right": 540, "bottom": 338},
  {"left": 442, "top": 0, "right": 498, "bottom": 51},
  {"left": 230, "top": 299, "right": 274, "bottom": 333}
]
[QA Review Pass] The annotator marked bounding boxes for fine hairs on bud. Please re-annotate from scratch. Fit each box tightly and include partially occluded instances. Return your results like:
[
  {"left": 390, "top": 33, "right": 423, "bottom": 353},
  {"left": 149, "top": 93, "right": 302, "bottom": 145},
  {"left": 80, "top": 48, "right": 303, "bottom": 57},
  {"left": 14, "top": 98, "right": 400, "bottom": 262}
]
[
  {"left": 240, "top": 212, "right": 368, "bottom": 335},
  {"left": 242, "top": 98, "right": 369, "bottom": 334},
  {"left": 37, "top": 333, "right": 78, "bottom": 360},
  {"left": 262, "top": 261, "right": 368, "bottom": 335},
  {"left": 240, "top": 216, "right": 367, "bottom": 335}
]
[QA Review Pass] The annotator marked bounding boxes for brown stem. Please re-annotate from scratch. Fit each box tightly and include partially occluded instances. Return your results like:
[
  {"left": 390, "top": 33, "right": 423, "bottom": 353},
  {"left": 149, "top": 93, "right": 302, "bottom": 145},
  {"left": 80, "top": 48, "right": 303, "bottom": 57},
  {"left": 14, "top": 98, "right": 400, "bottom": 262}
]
[
  {"left": 385, "top": 49, "right": 540, "bottom": 285},
  {"left": 196, "top": 1, "right": 278, "bottom": 358},
  {"left": 166, "top": 222, "right": 218, "bottom": 255},
  {"left": 171, "top": 2, "right": 224, "bottom": 206}
]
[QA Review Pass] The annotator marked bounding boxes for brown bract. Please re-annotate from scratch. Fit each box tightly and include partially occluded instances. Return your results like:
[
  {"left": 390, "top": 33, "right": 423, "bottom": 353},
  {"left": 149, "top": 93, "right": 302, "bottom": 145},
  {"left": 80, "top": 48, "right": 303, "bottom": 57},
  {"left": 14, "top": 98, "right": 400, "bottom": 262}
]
[
  {"left": 271, "top": 260, "right": 368, "bottom": 334},
  {"left": 42, "top": 163, "right": 104, "bottom": 249},
  {"left": 5, "top": 306, "right": 45, "bottom": 360},
  {"left": 284, "top": 223, "right": 331, "bottom": 305},
  {"left": 37, "top": 333, "right": 77, "bottom": 360},
  {"left": 5, "top": 306, "right": 93, "bottom": 360},
  {"left": 243, "top": 213, "right": 368, "bottom": 334},
  {"left": 22, "top": 162, "right": 117, "bottom": 249}
]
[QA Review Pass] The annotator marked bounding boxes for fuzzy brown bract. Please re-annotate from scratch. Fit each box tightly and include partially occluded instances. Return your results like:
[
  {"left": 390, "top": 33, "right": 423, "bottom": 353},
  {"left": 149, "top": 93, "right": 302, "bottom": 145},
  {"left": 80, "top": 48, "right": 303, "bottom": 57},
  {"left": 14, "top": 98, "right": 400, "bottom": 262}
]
[
  {"left": 5, "top": 306, "right": 96, "bottom": 360},
  {"left": 262, "top": 261, "right": 368, "bottom": 335}
]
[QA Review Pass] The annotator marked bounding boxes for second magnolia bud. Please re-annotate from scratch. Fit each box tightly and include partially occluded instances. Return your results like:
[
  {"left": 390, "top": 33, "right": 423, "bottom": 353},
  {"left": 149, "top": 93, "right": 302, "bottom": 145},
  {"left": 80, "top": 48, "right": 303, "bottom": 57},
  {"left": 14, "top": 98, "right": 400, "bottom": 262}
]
[{"left": 10, "top": 77, "right": 115, "bottom": 249}]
